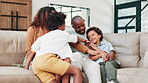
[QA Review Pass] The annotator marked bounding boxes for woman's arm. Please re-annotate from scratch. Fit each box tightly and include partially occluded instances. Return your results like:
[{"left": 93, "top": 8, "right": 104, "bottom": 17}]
[
  {"left": 26, "top": 27, "right": 36, "bottom": 57},
  {"left": 24, "top": 51, "right": 36, "bottom": 69}
]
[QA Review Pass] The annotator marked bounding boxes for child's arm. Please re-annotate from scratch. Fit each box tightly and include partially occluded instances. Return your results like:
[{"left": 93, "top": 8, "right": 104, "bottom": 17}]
[
  {"left": 108, "top": 51, "right": 115, "bottom": 60},
  {"left": 24, "top": 51, "right": 36, "bottom": 69},
  {"left": 77, "top": 36, "right": 88, "bottom": 43},
  {"left": 89, "top": 54, "right": 101, "bottom": 61},
  {"left": 106, "top": 41, "right": 116, "bottom": 60},
  {"left": 89, "top": 43, "right": 108, "bottom": 62}
]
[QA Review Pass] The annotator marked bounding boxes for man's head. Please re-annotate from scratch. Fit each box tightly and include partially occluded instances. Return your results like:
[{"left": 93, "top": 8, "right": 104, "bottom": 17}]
[{"left": 71, "top": 16, "right": 86, "bottom": 35}]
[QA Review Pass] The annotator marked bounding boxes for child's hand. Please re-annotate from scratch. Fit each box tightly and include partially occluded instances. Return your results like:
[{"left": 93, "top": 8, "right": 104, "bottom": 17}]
[
  {"left": 85, "top": 40, "right": 91, "bottom": 45},
  {"left": 89, "top": 43, "right": 97, "bottom": 49},
  {"left": 106, "top": 54, "right": 110, "bottom": 61},
  {"left": 100, "top": 52, "right": 108, "bottom": 62},
  {"left": 64, "top": 58, "right": 71, "bottom": 63}
]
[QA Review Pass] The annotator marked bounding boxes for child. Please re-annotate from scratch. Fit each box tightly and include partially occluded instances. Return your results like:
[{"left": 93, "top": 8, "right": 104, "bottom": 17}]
[
  {"left": 86, "top": 27, "right": 120, "bottom": 83},
  {"left": 30, "top": 12, "right": 86, "bottom": 83}
]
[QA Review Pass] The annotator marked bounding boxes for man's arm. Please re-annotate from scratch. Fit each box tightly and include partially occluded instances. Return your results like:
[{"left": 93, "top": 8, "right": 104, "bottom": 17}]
[
  {"left": 69, "top": 42, "right": 99, "bottom": 55},
  {"left": 69, "top": 42, "right": 88, "bottom": 54},
  {"left": 77, "top": 36, "right": 87, "bottom": 43}
]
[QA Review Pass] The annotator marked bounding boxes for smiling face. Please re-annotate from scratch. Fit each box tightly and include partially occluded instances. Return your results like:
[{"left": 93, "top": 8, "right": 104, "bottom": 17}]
[
  {"left": 87, "top": 30, "right": 101, "bottom": 45},
  {"left": 72, "top": 17, "right": 86, "bottom": 35}
]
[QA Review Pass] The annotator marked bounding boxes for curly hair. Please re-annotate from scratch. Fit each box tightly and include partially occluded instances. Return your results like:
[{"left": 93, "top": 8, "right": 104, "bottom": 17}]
[
  {"left": 86, "top": 26, "right": 103, "bottom": 41},
  {"left": 30, "top": 6, "right": 56, "bottom": 28},
  {"left": 46, "top": 12, "right": 66, "bottom": 31}
]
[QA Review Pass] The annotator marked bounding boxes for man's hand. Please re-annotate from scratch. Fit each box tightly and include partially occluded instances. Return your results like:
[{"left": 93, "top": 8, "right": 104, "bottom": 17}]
[{"left": 87, "top": 49, "right": 100, "bottom": 56}]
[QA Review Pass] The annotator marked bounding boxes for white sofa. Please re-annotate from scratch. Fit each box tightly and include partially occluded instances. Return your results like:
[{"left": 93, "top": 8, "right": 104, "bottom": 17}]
[{"left": 0, "top": 30, "right": 148, "bottom": 83}]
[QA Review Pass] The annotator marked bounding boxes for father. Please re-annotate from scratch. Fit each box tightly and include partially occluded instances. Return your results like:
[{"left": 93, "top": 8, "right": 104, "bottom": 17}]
[
  {"left": 66, "top": 16, "right": 102, "bottom": 83},
  {"left": 67, "top": 16, "right": 116, "bottom": 83}
]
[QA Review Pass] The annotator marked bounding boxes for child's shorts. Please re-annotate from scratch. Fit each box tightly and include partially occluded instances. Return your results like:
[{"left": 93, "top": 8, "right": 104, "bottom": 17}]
[{"left": 32, "top": 53, "right": 70, "bottom": 83}]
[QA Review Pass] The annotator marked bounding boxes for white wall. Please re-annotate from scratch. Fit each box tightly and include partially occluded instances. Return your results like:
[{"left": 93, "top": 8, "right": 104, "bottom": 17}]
[{"left": 32, "top": 0, "right": 114, "bottom": 33}]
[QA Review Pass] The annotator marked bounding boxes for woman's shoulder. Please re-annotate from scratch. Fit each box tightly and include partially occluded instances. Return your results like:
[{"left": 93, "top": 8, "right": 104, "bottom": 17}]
[
  {"left": 27, "top": 26, "right": 43, "bottom": 35},
  {"left": 27, "top": 26, "right": 37, "bottom": 32}
]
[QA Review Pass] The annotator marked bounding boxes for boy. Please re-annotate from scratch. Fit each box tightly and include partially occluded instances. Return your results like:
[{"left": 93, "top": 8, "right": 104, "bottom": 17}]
[{"left": 86, "top": 27, "right": 120, "bottom": 83}]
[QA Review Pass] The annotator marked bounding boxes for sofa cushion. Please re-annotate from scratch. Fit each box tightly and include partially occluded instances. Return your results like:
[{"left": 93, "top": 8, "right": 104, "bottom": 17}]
[
  {"left": 0, "top": 66, "right": 41, "bottom": 83},
  {"left": 117, "top": 68, "right": 148, "bottom": 83},
  {"left": 140, "top": 32, "right": 148, "bottom": 67},
  {"left": 104, "top": 33, "right": 140, "bottom": 68},
  {"left": 0, "top": 31, "right": 26, "bottom": 66},
  {"left": 143, "top": 51, "right": 148, "bottom": 67}
]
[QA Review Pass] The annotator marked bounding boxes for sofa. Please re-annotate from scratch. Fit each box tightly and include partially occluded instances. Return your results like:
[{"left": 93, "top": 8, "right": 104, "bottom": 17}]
[{"left": 0, "top": 30, "right": 148, "bottom": 83}]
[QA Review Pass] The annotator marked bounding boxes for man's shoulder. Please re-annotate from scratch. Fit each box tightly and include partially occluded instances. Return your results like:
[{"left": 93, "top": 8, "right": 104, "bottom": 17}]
[{"left": 65, "top": 27, "right": 76, "bottom": 34}]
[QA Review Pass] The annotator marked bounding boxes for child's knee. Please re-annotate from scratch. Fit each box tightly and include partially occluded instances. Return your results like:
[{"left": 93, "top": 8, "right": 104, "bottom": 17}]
[{"left": 75, "top": 67, "right": 82, "bottom": 75}]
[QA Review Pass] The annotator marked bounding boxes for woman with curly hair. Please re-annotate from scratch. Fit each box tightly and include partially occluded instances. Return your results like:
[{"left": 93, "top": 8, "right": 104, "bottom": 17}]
[{"left": 25, "top": 6, "right": 56, "bottom": 64}]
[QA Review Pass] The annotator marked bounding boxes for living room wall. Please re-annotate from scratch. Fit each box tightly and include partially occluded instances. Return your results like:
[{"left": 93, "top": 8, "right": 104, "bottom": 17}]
[{"left": 32, "top": 0, "right": 114, "bottom": 33}]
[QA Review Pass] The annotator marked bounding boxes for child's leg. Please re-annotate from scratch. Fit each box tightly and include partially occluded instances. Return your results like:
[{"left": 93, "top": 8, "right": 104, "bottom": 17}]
[
  {"left": 105, "top": 60, "right": 119, "bottom": 83},
  {"left": 62, "top": 58, "right": 71, "bottom": 83},
  {"left": 65, "top": 64, "right": 82, "bottom": 83},
  {"left": 33, "top": 54, "right": 82, "bottom": 83},
  {"left": 55, "top": 74, "right": 61, "bottom": 83},
  {"left": 99, "top": 62, "right": 107, "bottom": 83}
]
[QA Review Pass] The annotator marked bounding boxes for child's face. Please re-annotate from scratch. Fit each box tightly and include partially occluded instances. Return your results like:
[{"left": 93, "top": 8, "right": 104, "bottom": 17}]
[{"left": 87, "top": 30, "right": 101, "bottom": 44}]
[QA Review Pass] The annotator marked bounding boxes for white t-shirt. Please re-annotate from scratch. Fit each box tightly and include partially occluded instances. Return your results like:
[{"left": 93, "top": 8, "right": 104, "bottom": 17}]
[{"left": 32, "top": 30, "right": 77, "bottom": 60}]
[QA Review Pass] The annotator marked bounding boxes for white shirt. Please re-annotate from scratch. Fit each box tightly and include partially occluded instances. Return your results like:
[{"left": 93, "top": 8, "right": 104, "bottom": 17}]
[{"left": 32, "top": 30, "right": 77, "bottom": 60}]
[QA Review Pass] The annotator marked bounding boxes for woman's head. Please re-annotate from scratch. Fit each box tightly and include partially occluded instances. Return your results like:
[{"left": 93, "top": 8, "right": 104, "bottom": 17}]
[
  {"left": 46, "top": 12, "right": 66, "bottom": 31},
  {"left": 30, "top": 6, "right": 56, "bottom": 28},
  {"left": 86, "top": 27, "right": 103, "bottom": 44}
]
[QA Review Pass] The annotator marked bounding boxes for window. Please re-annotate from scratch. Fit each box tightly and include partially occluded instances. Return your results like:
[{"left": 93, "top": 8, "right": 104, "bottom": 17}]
[
  {"left": 49, "top": 4, "right": 90, "bottom": 27},
  {"left": 114, "top": 0, "right": 148, "bottom": 33},
  {"left": 114, "top": 1, "right": 141, "bottom": 33}
]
